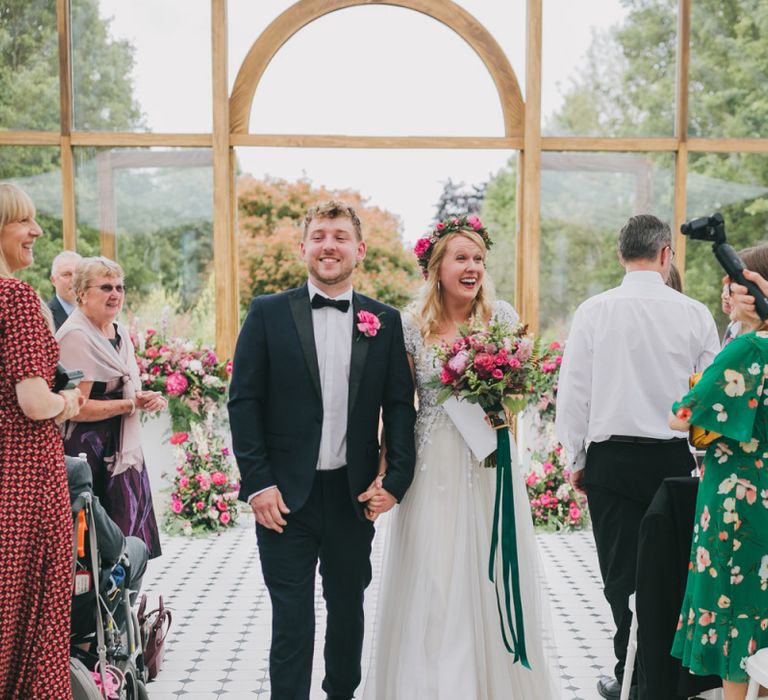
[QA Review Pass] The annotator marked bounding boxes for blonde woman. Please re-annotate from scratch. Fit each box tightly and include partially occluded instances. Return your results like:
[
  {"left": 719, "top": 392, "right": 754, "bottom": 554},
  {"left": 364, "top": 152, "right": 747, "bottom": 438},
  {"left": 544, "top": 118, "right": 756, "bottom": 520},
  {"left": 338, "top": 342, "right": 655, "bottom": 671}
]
[
  {"left": 0, "top": 183, "right": 81, "bottom": 698},
  {"left": 57, "top": 257, "right": 166, "bottom": 558},
  {"left": 364, "top": 215, "right": 561, "bottom": 699}
]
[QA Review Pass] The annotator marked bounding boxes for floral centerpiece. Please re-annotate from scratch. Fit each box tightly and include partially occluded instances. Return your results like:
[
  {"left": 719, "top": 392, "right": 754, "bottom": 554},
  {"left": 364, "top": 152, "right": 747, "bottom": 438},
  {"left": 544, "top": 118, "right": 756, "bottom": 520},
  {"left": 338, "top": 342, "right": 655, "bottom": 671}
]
[
  {"left": 132, "top": 328, "right": 231, "bottom": 432},
  {"left": 164, "top": 424, "right": 240, "bottom": 536},
  {"left": 522, "top": 339, "right": 588, "bottom": 531},
  {"left": 525, "top": 443, "right": 587, "bottom": 531},
  {"left": 529, "top": 340, "right": 564, "bottom": 422}
]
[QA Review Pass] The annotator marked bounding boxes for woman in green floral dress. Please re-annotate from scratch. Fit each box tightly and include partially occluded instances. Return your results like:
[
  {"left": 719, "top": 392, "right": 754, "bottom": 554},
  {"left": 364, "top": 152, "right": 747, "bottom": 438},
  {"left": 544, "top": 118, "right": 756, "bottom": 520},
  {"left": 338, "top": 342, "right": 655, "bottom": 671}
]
[{"left": 669, "top": 324, "right": 768, "bottom": 699}]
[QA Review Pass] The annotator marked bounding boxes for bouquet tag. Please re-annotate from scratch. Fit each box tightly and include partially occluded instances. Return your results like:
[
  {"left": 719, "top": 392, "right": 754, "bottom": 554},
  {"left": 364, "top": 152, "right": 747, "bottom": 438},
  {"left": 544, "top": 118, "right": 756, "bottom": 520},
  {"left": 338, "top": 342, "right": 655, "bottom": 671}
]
[
  {"left": 74, "top": 570, "right": 92, "bottom": 596},
  {"left": 443, "top": 397, "right": 498, "bottom": 461}
]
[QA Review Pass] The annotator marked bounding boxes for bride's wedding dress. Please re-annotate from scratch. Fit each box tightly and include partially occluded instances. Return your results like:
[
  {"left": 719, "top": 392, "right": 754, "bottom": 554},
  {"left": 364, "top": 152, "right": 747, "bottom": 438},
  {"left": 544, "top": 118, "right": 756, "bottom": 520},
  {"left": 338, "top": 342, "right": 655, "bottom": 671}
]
[{"left": 364, "top": 300, "right": 561, "bottom": 699}]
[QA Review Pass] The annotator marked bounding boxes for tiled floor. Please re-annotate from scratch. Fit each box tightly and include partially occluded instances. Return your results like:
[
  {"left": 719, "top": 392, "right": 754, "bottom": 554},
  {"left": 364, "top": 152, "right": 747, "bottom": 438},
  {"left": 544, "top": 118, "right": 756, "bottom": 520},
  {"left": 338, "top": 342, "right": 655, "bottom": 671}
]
[{"left": 140, "top": 514, "right": 632, "bottom": 700}]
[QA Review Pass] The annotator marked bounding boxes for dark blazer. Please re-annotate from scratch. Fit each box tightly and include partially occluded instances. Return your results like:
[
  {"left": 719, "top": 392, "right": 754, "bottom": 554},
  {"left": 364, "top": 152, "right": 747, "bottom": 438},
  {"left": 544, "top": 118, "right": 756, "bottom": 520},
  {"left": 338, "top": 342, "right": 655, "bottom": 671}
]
[
  {"left": 228, "top": 284, "right": 416, "bottom": 519},
  {"left": 47, "top": 296, "right": 69, "bottom": 331}
]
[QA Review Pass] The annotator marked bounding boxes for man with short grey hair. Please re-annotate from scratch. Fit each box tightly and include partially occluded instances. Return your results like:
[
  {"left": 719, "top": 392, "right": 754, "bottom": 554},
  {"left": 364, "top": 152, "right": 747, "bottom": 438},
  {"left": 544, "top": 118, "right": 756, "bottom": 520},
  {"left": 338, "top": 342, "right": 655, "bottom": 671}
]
[
  {"left": 48, "top": 250, "right": 82, "bottom": 330},
  {"left": 555, "top": 214, "right": 719, "bottom": 699}
]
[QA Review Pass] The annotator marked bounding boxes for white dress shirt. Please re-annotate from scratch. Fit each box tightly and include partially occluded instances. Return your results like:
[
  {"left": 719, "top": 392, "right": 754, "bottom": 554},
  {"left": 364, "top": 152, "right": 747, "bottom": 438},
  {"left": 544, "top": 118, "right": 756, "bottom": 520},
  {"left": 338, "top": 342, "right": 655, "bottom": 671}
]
[
  {"left": 555, "top": 270, "right": 720, "bottom": 472},
  {"left": 57, "top": 294, "right": 75, "bottom": 316},
  {"left": 307, "top": 280, "right": 353, "bottom": 471},
  {"left": 248, "top": 282, "right": 354, "bottom": 502}
]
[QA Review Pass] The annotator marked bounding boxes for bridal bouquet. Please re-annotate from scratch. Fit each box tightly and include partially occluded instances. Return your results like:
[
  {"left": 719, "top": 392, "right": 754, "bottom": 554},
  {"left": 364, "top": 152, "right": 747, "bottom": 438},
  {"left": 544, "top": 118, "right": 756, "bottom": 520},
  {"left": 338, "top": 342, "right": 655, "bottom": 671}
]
[
  {"left": 429, "top": 319, "right": 540, "bottom": 668},
  {"left": 430, "top": 319, "right": 539, "bottom": 421}
]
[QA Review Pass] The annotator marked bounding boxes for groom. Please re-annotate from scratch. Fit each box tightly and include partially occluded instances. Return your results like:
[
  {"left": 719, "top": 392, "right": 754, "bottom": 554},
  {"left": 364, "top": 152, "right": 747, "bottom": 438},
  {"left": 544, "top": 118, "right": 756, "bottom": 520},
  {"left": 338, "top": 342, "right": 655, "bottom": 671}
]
[{"left": 229, "top": 200, "right": 416, "bottom": 699}]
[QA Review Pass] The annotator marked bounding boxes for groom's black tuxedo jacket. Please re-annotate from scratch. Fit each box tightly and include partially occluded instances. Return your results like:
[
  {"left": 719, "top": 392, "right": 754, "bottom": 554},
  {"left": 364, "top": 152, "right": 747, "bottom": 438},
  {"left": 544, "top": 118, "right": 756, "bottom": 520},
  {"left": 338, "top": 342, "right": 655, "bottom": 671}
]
[{"left": 228, "top": 284, "right": 416, "bottom": 519}]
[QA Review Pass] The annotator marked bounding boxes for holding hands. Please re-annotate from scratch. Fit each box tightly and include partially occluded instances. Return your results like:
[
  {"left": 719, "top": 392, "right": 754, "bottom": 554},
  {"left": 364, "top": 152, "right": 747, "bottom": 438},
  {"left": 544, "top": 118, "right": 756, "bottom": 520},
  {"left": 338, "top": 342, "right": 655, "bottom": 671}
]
[{"left": 358, "top": 473, "right": 397, "bottom": 522}]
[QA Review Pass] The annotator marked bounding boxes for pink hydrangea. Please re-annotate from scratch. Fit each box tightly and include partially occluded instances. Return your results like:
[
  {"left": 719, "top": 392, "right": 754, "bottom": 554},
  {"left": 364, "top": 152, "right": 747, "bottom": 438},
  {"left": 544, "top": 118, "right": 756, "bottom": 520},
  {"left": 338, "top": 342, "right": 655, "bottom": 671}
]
[{"left": 447, "top": 350, "right": 469, "bottom": 375}]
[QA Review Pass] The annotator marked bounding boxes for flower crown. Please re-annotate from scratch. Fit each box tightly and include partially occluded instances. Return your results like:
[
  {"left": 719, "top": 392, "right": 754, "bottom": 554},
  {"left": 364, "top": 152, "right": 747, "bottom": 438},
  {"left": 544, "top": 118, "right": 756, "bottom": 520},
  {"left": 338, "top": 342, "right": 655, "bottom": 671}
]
[{"left": 413, "top": 214, "right": 493, "bottom": 278}]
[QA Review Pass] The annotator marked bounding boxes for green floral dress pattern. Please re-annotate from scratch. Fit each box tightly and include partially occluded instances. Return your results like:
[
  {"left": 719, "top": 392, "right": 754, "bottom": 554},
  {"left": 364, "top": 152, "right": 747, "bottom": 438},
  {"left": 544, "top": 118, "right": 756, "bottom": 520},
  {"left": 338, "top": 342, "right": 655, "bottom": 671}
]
[{"left": 671, "top": 331, "right": 768, "bottom": 682}]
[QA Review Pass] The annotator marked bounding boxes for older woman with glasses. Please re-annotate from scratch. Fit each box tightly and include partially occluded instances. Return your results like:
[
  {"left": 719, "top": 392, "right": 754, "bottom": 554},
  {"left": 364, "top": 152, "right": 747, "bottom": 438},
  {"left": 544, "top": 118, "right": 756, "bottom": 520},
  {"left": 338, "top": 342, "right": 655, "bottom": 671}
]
[{"left": 57, "top": 256, "right": 166, "bottom": 558}]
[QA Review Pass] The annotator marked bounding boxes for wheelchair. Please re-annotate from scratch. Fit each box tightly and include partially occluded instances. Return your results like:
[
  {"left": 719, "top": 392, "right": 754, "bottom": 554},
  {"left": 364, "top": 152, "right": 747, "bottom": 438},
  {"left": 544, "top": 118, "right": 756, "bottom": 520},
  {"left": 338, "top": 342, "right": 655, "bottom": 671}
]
[{"left": 69, "top": 457, "right": 150, "bottom": 700}]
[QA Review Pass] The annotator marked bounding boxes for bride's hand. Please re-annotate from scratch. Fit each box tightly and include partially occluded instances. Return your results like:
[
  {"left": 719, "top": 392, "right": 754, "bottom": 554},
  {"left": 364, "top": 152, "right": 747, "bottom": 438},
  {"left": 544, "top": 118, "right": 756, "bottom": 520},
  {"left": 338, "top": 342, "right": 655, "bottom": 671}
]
[{"left": 357, "top": 475, "right": 396, "bottom": 521}]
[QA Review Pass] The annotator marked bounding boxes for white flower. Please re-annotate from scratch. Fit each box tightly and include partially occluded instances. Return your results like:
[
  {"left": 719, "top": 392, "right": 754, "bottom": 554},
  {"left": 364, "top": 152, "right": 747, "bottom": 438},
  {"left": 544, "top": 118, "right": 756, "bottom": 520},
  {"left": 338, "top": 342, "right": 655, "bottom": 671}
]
[
  {"left": 724, "top": 369, "right": 746, "bottom": 397},
  {"left": 718, "top": 474, "right": 737, "bottom": 494},
  {"left": 714, "top": 443, "right": 733, "bottom": 464},
  {"left": 712, "top": 403, "right": 729, "bottom": 423},
  {"left": 189, "top": 359, "right": 203, "bottom": 373},
  {"left": 760, "top": 556, "right": 768, "bottom": 590},
  {"left": 741, "top": 438, "right": 759, "bottom": 454},
  {"left": 749, "top": 362, "right": 762, "bottom": 375}
]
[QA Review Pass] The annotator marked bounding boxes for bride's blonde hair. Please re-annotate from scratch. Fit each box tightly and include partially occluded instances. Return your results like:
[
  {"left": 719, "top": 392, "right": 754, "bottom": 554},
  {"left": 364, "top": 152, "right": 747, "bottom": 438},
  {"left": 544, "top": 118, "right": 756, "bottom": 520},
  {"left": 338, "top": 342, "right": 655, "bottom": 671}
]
[{"left": 406, "top": 229, "right": 495, "bottom": 342}]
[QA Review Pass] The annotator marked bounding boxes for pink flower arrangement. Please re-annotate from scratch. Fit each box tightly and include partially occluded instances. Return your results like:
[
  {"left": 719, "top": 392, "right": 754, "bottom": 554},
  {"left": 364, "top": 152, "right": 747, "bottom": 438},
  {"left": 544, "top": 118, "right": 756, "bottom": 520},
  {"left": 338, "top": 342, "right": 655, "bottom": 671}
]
[
  {"left": 163, "top": 423, "right": 240, "bottom": 536},
  {"left": 525, "top": 444, "right": 588, "bottom": 532},
  {"left": 429, "top": 319, "right": 540, "bottom": 417},
  {"left": 356, "top": 310, "right": 382, "bottom": 339},
  {"left": 131, "top": 327, "right": 231, "bottom": 432}
]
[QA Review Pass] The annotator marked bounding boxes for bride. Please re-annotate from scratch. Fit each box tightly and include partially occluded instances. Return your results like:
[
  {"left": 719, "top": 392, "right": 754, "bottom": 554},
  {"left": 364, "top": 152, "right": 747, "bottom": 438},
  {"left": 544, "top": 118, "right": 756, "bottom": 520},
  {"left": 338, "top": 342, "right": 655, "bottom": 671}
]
[{"left": 363, "top": 215, "right": 561, "bottom": 699}]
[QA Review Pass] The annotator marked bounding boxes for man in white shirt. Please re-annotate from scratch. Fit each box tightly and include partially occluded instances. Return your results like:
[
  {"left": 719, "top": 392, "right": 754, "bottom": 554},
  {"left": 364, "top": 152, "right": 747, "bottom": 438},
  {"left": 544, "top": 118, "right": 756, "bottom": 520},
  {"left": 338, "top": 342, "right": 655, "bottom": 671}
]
[
  {"left": 555, "top": 214, "right": 719, "bottom": 700},
  {"left": 228, "top": 201, "right": 416, "bottom": 700},
  {"left": 47, "top": 250, "right": 81, "bottom": 330}
]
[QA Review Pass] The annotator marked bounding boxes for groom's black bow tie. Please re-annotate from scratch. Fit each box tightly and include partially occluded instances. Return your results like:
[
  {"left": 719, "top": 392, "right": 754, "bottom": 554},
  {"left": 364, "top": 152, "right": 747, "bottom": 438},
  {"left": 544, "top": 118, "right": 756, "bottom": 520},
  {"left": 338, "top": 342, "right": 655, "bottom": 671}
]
[{"left": 311, "top": 294, "right": 350, "bottom": 312}]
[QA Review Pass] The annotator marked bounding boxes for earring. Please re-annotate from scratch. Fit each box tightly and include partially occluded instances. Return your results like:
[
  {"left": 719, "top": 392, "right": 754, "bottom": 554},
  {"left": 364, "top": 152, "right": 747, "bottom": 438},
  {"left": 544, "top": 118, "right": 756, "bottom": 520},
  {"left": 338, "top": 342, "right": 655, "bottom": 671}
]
[{"left": 437, "top": 280, "right": 441, "bottom": 292}]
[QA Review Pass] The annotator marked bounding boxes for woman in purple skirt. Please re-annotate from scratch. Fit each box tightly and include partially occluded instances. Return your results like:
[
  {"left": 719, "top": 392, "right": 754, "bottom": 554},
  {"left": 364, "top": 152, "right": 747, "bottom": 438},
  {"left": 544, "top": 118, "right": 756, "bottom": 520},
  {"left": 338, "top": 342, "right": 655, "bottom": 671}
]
[{"left": 58, "top": 256, "right": 166, "bottom": 558}]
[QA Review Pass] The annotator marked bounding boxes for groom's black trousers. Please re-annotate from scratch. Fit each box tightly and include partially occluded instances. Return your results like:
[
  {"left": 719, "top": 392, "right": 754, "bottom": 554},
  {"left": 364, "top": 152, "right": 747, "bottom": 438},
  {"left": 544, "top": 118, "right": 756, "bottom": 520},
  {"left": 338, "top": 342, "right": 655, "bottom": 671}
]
[
  {"left": 584, "top": 439, "right": 694, "bottom": 685},
  {"left": 256, "top": 467, "right": 375, "bottom": 700}
]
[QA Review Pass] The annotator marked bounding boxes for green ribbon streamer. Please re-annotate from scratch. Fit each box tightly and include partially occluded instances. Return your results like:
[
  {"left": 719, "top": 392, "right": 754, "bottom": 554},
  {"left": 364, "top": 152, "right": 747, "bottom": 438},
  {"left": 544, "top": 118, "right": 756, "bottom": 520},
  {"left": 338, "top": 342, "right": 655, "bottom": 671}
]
[{"left": 488, "top": 424, "right": 530, "bottom": 669}]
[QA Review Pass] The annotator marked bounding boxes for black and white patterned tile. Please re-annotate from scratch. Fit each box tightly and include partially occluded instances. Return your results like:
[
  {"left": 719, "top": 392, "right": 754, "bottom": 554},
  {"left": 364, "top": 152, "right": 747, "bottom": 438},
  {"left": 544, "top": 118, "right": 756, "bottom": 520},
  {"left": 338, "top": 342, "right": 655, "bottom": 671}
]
[{"left": 139, "top": 519, "right": 639, "bottom": 699}]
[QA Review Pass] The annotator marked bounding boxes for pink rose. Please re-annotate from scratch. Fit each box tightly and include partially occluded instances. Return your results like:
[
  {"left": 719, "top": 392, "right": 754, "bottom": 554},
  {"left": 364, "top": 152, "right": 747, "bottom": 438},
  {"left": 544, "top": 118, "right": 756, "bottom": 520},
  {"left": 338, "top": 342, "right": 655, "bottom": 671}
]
[
  {"left": 179, "top": 476, "right": 189, "bottom": 488},
  {"left": 440, "top": 368, "right": 453, "bottom": 385},
  {"left": 145, "top": 328, "right": 156, "bottom": 337},
  {"left": 356, "top": 310, "right": 382, "bottom": 338},
  {"left": 195, "top": 501, "right": 205, "bottom": 510},
  {"left": 451, "top": 217, "right": 460, "bottom": 225},
  {"left": 540, "top": 494, "right": 550, "bottom": 507},
  {"left": 543, "top": 462, "right": 554, "bottom": 474},
  {"left": 166, "top": 372, "right": 189, "bottom": 396},
  {"left": 216, "top": 500, "right": 228, "bottom": 511},
  {"left": 435, "top": 222, "right": 445, "bottom": 231},
  {"left": 145, "top": 347, "right": 159, "bottom": 359},
  {"left": 170, "top": 432, "right": 189, "bottom": 445},
  {"left": 569, "top": 506, "right": 581, "bottom": 521},
  {"left": 467, "top": 215, "right": 483, "bottom": 231},
  {"left": 413, "top": 237, "right": 431, "bottom": 257},
  {"left": 492, "top": 368, "right": 504, "bottom": 380},
  {"left": 172, "top": 501, "right": 183, "bottom": 514},
  {"left": 225, "top": 360, "right": 233, "bottom": 375},
  {"left": 220, "top": 512, "right": 231, "bottom": 524},
  {"left": 526, "top": 473, "right": 539, "bottom": 486},
  {"left": 211, "top": 471, "right": 228, "bottom": 486}
]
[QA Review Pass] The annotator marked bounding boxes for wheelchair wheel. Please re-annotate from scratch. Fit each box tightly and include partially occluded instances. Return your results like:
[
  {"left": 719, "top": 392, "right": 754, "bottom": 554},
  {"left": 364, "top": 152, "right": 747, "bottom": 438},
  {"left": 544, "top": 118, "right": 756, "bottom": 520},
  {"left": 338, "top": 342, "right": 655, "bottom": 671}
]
[{"left": 122, "top": 660, "right": 149, "bottom": 700}]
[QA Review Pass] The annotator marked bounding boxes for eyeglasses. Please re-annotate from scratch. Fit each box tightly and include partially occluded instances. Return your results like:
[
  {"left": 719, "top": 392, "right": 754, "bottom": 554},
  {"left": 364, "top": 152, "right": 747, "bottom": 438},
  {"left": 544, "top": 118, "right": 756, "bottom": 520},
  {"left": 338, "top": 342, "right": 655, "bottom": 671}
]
[{"left": 88, "top": 283, "right": 126, "bottom": 294}]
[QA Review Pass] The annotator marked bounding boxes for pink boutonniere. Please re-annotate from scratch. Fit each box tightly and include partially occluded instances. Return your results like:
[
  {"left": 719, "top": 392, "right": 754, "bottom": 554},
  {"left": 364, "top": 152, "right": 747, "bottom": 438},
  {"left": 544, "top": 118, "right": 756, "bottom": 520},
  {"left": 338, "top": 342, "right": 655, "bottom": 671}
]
[{"left": 356, "top": 310, "right": 383, "bottom": 340}]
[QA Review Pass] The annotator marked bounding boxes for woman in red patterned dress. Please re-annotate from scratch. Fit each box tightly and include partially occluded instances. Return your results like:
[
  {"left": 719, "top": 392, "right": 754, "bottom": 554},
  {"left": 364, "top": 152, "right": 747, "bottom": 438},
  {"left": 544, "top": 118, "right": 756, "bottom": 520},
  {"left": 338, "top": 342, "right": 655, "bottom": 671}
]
[{"left": 0, "top": 184, "right": 82, "bottom": 698}]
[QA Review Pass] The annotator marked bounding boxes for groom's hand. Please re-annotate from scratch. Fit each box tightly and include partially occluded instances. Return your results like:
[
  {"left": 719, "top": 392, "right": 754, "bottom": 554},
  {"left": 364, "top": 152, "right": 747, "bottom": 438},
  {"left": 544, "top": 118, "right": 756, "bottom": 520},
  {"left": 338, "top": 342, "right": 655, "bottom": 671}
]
[
  {"left": 249, "top": 487, "right": 290, "bottom": 533},
  {"left": 358, "top": 476, "right": 396, "bottom": 521}
]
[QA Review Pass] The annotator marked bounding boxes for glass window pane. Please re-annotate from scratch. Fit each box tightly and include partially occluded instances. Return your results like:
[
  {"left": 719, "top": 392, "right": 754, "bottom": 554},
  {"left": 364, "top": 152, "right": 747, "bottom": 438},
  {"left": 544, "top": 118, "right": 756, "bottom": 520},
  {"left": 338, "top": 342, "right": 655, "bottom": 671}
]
[
  {"left": 71, "top": 0, "right": 212, "bottom": 132},
  {"left": 241, "top": 6, "right": 504, "bottom": 137},
  {"left": 0, "top": 146, "right": 63, "bottom": 296},
  {"left": 227, "top": 0, "right": 525, "bottom": 120},
  {"left": 0, "top": 0, "right": 60, "bottom": 130},
  {"left": 233, "top": 147, "right": 512, "bottom": 310},
  {"left": 688, "top": 1, "right": 768, "bottom": 138},
  {"left": 540, "top": 152, "right": 675, "bottom": 337},
  {"left": 543, "top": 0, "right": 676, "bottom": 136},
  {"left": 73, "top": 147, "right": 214, "bottom": 341},
  {"left": 685, "top": 153, "right": 768, "bottom": 331}
]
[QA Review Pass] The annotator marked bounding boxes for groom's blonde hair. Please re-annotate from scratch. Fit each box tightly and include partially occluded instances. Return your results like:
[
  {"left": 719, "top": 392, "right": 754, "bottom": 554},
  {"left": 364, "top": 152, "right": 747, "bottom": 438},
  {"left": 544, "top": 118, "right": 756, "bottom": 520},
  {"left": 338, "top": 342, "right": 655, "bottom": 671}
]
[{"left": 406, "top": 229, "right": 495, "bottom": 342}]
